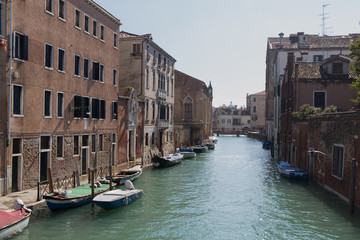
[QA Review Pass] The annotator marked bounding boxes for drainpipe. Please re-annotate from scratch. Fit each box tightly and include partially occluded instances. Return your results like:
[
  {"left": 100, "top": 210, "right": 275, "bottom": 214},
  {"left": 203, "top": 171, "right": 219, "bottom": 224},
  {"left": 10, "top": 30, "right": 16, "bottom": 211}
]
[{"left": 4, "top": 0, "right": 13, "bottom": 195}]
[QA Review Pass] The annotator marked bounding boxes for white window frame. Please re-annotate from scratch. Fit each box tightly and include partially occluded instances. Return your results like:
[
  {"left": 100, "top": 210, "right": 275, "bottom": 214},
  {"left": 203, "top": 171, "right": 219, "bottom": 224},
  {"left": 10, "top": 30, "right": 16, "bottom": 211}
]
[
  {"left": 100, "top": 24, "right": 105, "bottom": 42},
  {"left": 56, "top": 135, "right": 64, "bottom": 158},
  {"left": 83, "top": 96, "right": 90, "bottom": 119},
  {"left": 83, "top": 57, "right": 89, "bottom": 79},
  {"left": 99, "top": 63, "right": 104, "bottom": 83},
  {"left": 58, "top": 0, "right": 66, "bottom": 21},
  {"left": 12, "top": 84, "right": 24, "bottom": 117},
  {"left": 75, "top": 9, "right": 81, "bottom": 29},
  {"left": 73, "top": 135, "right": 80, "bottom": 156},
  {"left": 84, "top": 14, "right": 90, "bottom": 34},
  {"left": 92, "top": 19, "right": 98, "bottom": 38},
  {"left": 44, "top": 89, "right": 53, "bottom": 118},
  {"left": 74, "top": 54, "right": 81, "bottom": 77},
  {"left": 57, "top": 91, "right": 64, "bottom": 118},
  {"left": 113, "top": 69, "right": 117, "bottom": 86},
  {"left": 44, "top": 43, "right": 54, "bottom": 70},
  {"left": 58, "top": 48, "right": 65, "bottom": 72},
  {"left": 113, "top": 32, "right": 118, "bottom": 48},
  {"left": 13, "top": 31, "right": 27, "bottom": 62},
  {"left": 332, "top": 144, "right": 345, "bottom": 180},
  {"left": 39, "top": 134, "right": 52, "bottom": 181},
  {"left": 45, "top": 0, "right": 54, "bottom": 15}
]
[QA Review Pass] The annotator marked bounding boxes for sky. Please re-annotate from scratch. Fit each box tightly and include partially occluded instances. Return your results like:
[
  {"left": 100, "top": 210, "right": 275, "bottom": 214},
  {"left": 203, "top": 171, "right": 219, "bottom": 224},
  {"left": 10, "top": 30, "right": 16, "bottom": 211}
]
[{"left": 94, "top": 0, "right": 360, "bottom": 108}]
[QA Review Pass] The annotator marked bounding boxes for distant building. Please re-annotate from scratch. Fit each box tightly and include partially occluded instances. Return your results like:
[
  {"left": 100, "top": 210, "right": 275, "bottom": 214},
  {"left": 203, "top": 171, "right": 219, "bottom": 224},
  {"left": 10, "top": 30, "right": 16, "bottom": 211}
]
[
  {"left": 0, "top": 0, "right": 121, "bottom": 195},
  {"left": 265, "top": 32, "right": 360, "bottom": 158},
  {"left": 118, "top": 32, "right": 176, "bottom": 165},
  {"left": 248, "top": 91, "right": 266, "bottom": 131},
  {"left": 174, "top": 70, "right": 212, "bottom": 147},
  {"left": 213, "top": 102, "right": 250, "bottom": 134}
]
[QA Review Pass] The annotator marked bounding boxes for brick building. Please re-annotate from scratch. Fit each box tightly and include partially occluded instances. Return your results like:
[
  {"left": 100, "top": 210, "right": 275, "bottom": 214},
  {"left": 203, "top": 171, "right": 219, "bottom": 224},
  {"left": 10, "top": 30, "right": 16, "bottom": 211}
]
[
  {"left": 0, "top": 0, "right": 125, "bottom": 195},
  {"left": 174, "top": 70, "right": 213, "bottom": 147},
  {"left": 118, "top": 32, "right": 176, "bottom": 165}
]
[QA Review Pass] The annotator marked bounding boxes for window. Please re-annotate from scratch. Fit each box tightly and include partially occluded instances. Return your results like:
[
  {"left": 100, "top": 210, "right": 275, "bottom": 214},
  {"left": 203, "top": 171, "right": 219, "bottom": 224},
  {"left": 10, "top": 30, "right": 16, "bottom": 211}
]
[
  {"left": 184, "top": 97, "right": 193, "bottom": 120},
  {"left": 145, "top": 133, "right": 148, "bottom": 146},
  {"left": 152, "top": 71, "right": 156, "bottom": 90},
  {"left": 151, "top": 133, "right": 155, "bottom": 145},
  {"left": 58, "top": 0, "right": 66, "bottom": 20},
  {"left": 145, "top": 101, "right": 149, "bottom": 120},
  {"left": 0, "top": 1, "right": 5, "bottom": 37},
  {"left": 92, "top": 20, "right": 97, "bottom": 37},
  {"left": 167, "top": 78, "right": 169, "bottom": 96},
  {"left": 13, "top": 31, "right": 28, "bottom": 61},
  {"left": 152, "top": 102, "right": 155, "bottom": 120},
  {"left": 99, "top": 64, "right": 104, "bottom": 83},
  {"left": 13, "top": 85, "right": 23, "bottom": 115},
  {"left": 58, "top": 48, "right": 65, "bottom": 72},
  {"left": 82, "top": 96, "right": 90, "bottom": 118},
  {"left": 75, "top": 9, "right": 81, "bottom": 28},
  {"left": 92, "top": 98, "right": 99, "bottom": 119},
  {"left": 44, "top": 90, "right": 52, "bottom": 117},
  {"left": 92, "top": 61, "right": 100, "bottom": 80},
  {"left": 57, "top": 136, "right": 63, "bottom": 158},
  {"left": 57, "top": 92, "right": 64, "bottom": 118},
  {"left": 253, "top": 106, "right": 256, "bottom": 113},
  {"left": 332, "top": 145, "right": 344, "bottom": 179},
  {"left": 112, "top": 101, "right": 118, "bottom": 120},
  {"left": 132, "top": 43, "right": 141, "bottom": 55},
  {"left": 113, "top": 69, "right": 117, "bottom": 86},
  {"left": 100, "top": 99, "right": 106, "bottom": 119},
  {"left": 146, "top": 68, "right": 149, "bottom": 89},
  {"left": 82, "top": 135, "right": 89, "bottom": 146},
  {"left": 171, "top": 78, "right": 174, "bottom": 97},
  {"left": 73, "top": 95, "right": 81, "bottom": 118},
  {"left": 99, "top": 134, "right": 103, "bottom": 151},
  {"left": 91, "top": 134, "right": 96, "bottom": 152},
  {"left": 314, "top": 91, "right": 326, "bottom": 109},
  {"left": 313, "top": 55, "right": 323, "bottom": 62},
  {"left": 84, "top": 14, "right": 89, "bottom": 33},
  {"left": 45, "top": 43, "right": 53, "bottom": 69},
  {"left": 84, "top": 58, "right": 89, "bottom": 79},
  {"left": 74, "top": 54, "right": 80, "bottom": 76},
  {"left": 100, "top": 24, "right": 105, "bottom": 41},
  {"left": 113, "top": 32, "right": 118, "bottom": 48},
  {"left": 253, "top": 97, "right": 256, "bottom": 102},
  {"left": 332, "top": 62, "right": 343, "bottom": 74},
  {"left": 73, "top": 135, "right": 79, "bottom": 155},
  {"left": 45, "top": 0, "right": 54, "bottom": 14}
]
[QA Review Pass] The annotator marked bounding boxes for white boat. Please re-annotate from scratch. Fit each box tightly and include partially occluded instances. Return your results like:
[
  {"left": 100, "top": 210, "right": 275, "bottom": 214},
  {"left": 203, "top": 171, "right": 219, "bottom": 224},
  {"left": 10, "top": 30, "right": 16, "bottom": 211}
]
[
  {"left": 179, "top": 149, "right": 197, "bottom": 159},
  {"left": 93, "top": 181, "right": 144, "bottom": 210}
]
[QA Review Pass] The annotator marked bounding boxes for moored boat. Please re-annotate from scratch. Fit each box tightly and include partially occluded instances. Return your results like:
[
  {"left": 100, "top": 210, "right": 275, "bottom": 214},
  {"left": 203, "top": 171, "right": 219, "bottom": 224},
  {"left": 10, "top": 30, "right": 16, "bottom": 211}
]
[
  {"left": 0, "top": 199, "right": 31, "bottom": 239},
  {"left": 209, "top": 136, "right": 218, "bottom": 143},
  {"left": 277, "top": 161, "right": 308, "bottom": 180},
  {"left": 43, "top": 183, "right": 110, "bottom": 211},
  {"left": 112, "top": 165, "right": 142, "bottom": 185},
  {"left": 179, "top": 149, "right": 196, "bottom": 159},
  {"left": 93, "top": 181, "right": 144, "bottom": 210},
  {"left": 262, "top": 140, "right": 272, "bottom": 149},
  {"left": 152, "top": 153, "right": 183, "bottom": 168},
  {"left": 192, "top": 145, "right": 208, "bottom": 153}
]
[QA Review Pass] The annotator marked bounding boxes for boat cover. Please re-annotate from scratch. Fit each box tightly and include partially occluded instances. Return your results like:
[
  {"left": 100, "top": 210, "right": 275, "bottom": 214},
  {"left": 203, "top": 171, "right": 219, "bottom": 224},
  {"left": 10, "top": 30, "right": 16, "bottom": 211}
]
[{"left": 0, "top": 209, "right": 26, "bottom": 229}]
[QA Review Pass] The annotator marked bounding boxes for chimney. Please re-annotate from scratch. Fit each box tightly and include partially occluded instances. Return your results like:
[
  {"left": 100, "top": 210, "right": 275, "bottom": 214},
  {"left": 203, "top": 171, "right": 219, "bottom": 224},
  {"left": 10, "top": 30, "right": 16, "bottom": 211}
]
[
  {"left": 297, "top": 32, "right": 304, "bottom": 44},
  {"left": 279, "top": 32, "right": 284, "bottom": 48}
]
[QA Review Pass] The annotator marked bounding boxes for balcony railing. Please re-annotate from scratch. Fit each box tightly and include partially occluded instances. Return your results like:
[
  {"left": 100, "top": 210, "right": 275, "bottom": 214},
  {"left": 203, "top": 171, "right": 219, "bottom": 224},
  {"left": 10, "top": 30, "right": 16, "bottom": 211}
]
[
  {"left": 157, "top": 89, "right": 167, "bottom": 101},
  {"left": 157, "top": 119, "right": 169, "bottom": 128}
]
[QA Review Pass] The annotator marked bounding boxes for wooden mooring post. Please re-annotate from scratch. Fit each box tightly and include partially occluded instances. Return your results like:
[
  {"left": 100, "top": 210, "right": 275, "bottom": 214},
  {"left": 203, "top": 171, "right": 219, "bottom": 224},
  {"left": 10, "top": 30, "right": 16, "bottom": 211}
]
[
  {"left": 109, "top": 165, "right": 113, "bottom": 190},
  {"left": 349, "top": 158, "right": 356, "bottom": 214},
  {"left": 91, "top": 170, "right": 95, "bottom": 207}
]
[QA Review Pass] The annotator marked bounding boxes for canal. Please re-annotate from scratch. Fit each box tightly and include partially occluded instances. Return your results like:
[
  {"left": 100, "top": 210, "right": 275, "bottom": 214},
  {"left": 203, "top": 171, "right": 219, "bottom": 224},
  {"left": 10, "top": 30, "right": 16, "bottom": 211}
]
[{"left": 14, "top": 136, "right": 360, "bottom": 239}]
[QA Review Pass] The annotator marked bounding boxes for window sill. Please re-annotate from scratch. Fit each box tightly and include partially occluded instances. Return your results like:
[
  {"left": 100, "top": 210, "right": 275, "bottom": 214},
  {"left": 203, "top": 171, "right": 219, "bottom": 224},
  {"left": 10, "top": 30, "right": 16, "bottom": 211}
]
[
  {"left": 44, "top": 116, "right": 52, "bottom": 119},
  {"left": 12, "top": 114, "right": 24, "bottom": 118},
  {"left": 75, "top": 26, "right": 82, "bottom": 31},
  {"left": 58, "top": 70, "right": 65, "bottom": 74},
  {"left": 56, "top": 157, "right": 64, "bottom": 160},
  {"left": 45, "top": 10, "right": 54, "bottom": 16},
  {"left": 14, "top": 58, "right": 25, "bottom": 63},
  {"left": 84, "top": 77, "right": 89, "bottom": 80},
  {"left": 93, "top": 35, "right": 98, "bottom": 39},
  {"left": 84, "top": 31, "right": 90, "bottom": 35},
  {"left": 45, "top": 67, "right": 54, "bottom": 71},
  {"left": 58, "top": 17, "right": 66, "bottom": 23},
  {"left": 113, "top": 46, "right": 118, "bottom": 50},
  {"left": 100, "top": 39, "right": 105, "bottom": 43},
  {"left": 74, "top": 74, "right": 81, "bottom": 78}
]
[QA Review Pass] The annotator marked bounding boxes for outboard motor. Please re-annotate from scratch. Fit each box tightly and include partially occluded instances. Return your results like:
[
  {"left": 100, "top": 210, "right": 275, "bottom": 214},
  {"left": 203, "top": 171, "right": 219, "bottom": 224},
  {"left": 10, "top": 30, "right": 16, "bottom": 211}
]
[
  {"left": 125, "top": 180, "right": 135, "bottom": 190},
  {"left": 13, "top": 198, "right": 31, "bottom": 213}
]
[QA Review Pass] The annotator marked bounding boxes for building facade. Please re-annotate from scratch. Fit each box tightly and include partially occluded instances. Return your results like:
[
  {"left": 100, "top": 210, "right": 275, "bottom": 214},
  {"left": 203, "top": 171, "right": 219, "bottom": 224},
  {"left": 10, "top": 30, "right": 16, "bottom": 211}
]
[
  {"left": 265, "top": 32, "right": 359, "bottom": 158},
  {"left": 174, "top": 70, "right": 213, "bottom": 148},
  {"left": 118, "top": 32, "right": 176, "bottom": 165},
  {"left": 213, "top": 103, "right": 250, "bottom": 135},
  {"left": 0, "top": 0, "right": 122, "bottom": 195},
  {"left": 248, "top": 90, "right": 266, "bottom": 131}
]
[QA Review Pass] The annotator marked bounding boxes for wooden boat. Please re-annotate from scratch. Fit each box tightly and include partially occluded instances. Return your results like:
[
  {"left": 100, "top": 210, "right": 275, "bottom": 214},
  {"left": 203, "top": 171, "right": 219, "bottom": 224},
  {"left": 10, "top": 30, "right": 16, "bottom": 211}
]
[
  {"left": 262, "top": 140, "right": 272, "bottom": 149},
  {"left": 192, "top": 145, "right": 208, "bottom": 153},
  {"left": 152, "top": 153, "right": 183, "bottom": 168},
  {"left": 277, "top": 161, "right": 308, "bottom": 180},
  {"left": 112, "top": 165, "right": 142, "bottom": 185},
  {"left": 205, "top": 143, "right": 215, "bottom": 150},
  {"left": 43, "top": 183, "right": 110, "bottom": 211},
  {"left": 179, "top": 149, "right": 196, "bottom": 159},
  {"left": 0, "top": 209, "right": 31, "bottom": 239},
  {"left": 93, "top": 189, "right": 144, "bottom": 210}
]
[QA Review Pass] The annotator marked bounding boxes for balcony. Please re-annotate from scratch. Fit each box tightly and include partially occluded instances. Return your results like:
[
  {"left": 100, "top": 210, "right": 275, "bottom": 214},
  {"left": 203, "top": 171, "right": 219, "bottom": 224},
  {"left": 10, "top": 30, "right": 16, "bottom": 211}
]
[
  {"left": 157, "top": 89, "right": 167, "bottom": 102},
  {"left": 157, "top": 119, "right": 169, "bottom": 129}
]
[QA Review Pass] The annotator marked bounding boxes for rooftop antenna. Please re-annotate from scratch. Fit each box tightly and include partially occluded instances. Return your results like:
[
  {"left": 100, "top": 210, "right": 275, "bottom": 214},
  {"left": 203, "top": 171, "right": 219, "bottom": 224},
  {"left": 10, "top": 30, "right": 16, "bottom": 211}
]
[{"left": 320, "top": 4, "right": 332, "bottom": 36}]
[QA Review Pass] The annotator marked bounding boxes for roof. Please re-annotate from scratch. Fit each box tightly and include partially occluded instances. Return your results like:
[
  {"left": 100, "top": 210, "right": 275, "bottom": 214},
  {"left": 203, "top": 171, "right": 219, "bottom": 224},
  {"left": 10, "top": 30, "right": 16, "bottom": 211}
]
[
  {"left": 119, "top": 31, "right": 152, "bottom": 40},
  {"left": 87, "top": 0, "right": 121, "bottom": 25},
  {"left": 249, "top": 90, "right": 266, "bottom": 96},
  {"left": 268, "top": 33, "right": 360, "bottom": 50}
]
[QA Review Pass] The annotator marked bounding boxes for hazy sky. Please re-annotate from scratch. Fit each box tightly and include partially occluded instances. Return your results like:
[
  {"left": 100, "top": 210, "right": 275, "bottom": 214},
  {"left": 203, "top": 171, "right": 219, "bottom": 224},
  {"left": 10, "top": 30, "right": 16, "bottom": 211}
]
[{"left": 94, "top": 0, "right": 360, "bottom": 107}]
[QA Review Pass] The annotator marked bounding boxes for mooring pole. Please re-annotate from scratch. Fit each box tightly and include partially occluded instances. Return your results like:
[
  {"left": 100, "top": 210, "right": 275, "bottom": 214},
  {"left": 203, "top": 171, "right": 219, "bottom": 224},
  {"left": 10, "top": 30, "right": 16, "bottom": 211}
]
[
  {"left": 109, "top": 165, "right": 112, "bottom": 190},
  {"left": 349, "top": 158, "right": 356, "bottom": 214},
  {"left": 91, "top": 170, "right": 95, "bottom": 207}
]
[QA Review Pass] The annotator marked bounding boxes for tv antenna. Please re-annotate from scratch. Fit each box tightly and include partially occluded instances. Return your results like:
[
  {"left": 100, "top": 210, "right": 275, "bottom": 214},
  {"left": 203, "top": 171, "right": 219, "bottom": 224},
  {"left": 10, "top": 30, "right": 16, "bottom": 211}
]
[{"left": 320, "top": 4, "right": 333, "bottom": 36}]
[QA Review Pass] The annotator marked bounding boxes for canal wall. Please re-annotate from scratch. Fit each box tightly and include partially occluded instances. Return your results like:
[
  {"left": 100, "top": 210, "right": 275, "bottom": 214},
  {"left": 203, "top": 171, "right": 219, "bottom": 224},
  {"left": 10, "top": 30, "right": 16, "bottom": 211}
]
[
  {"left": 247, "top": 131, "right": 267, "bottom": 141},
  {"left": 292, "top": 110, "right": 360, "bottom": 210}
]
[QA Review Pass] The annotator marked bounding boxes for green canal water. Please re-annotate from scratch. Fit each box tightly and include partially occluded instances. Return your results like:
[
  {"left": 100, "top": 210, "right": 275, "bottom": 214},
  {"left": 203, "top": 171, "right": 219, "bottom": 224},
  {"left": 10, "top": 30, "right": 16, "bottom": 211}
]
[{"left": 13, "top": 136, "right": 360, "bottom": 239}]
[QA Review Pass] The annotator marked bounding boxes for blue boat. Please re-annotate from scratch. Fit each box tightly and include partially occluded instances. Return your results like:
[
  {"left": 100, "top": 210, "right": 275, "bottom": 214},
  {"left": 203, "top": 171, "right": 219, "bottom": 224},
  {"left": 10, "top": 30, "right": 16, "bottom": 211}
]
[
  {"left": 93, "top": 189, "right": 144, "bottom": 210},
  {"left": 192, "top": 145, "right": 208, "bottom": 153},
  {"left": 262, "top": 140, "right": 272, "bottom": 149},
  {"left": 277, "top": 161, "right": 308, "bottom": 180}
]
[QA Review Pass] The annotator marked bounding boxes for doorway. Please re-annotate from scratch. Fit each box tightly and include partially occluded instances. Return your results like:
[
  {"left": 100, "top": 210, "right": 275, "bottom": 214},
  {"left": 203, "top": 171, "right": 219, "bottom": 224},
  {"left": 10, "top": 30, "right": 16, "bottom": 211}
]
[{"left": 12, "top": 156, "right": 19, "bottom": 192}]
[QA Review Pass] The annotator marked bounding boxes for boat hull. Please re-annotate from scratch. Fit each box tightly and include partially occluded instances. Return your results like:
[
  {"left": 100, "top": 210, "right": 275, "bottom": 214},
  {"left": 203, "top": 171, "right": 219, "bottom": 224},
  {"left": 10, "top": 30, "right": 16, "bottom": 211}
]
[
  {"left": 152, "top": 154, "right": 182, "bottom": 168},
  {"left": 179, "top": 149, "right": 196, "bottom": 159},
  {"left": 0, "top": 210, "right": 30, "bottom": 240},
  {"left": 93, "top": 189, "right": 144, "bottom": 210},
  {"left": 112, "top": 170, "right": 142, "bottom": 185},
  {"left": 192, "top": 146, "right": 208, "bottom": 153},
  {"left": 278, "top": 161, "right": 308, "bottom": 180}
]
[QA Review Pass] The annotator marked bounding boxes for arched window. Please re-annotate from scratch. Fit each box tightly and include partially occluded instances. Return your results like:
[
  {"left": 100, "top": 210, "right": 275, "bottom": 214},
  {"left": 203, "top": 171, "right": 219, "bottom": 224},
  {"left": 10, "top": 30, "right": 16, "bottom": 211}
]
[{"left": 183, "top": 96, "right": 193, "bottom": 120}]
